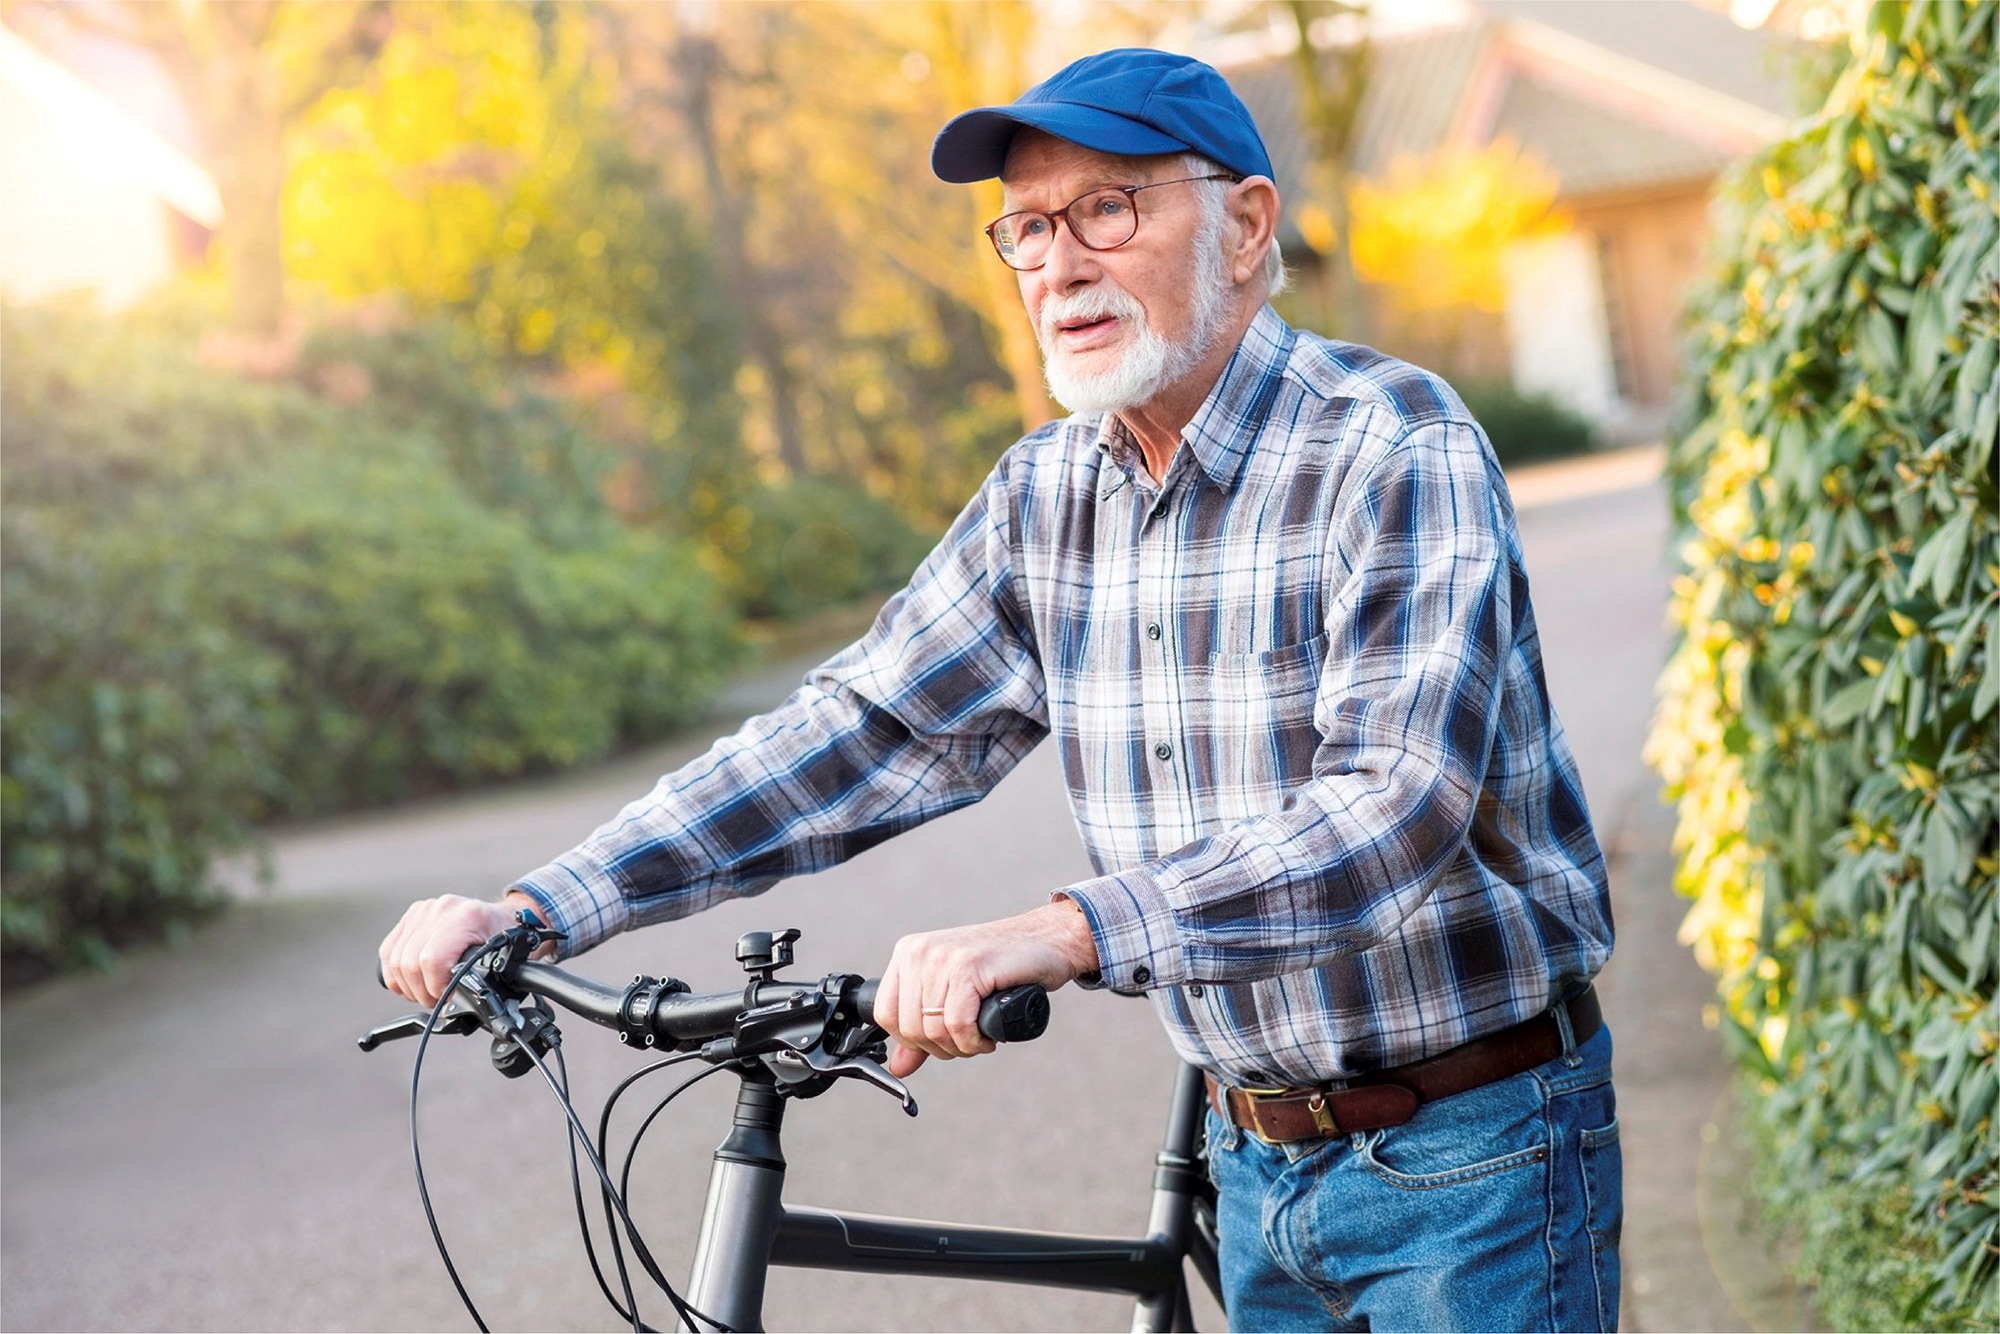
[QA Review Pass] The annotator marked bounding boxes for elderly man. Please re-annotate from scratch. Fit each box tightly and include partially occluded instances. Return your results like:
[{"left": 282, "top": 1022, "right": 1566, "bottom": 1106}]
[{"left": 381, "top": 48, "right": 1619, "bottom": 1333}]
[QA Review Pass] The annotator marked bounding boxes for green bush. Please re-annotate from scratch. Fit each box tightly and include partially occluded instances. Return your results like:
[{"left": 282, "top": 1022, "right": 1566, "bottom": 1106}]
[
  {"left": 1449, "top": 379, "right": 1597, "bottom": 467},
  {"left": 717, "top": 475, "right": 939, "bottom": 622},
  {"left": 290, "top": 321, "right": 631, "bottom": 541},
  {"left": 1, "top": 304, "right": 743, "bottom": 969},
  {"left": 1742, "top": 1081, "right": 1985, "bottom": 1331},
  {"left": 1647, "top": 4, "right": 1997, "bottom": 1327}
]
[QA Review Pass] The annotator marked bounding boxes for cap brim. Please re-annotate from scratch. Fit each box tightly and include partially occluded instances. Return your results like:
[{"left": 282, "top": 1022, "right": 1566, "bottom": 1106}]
[{"left": 931, "top": 104, "right": 1190, "bottom": 183}]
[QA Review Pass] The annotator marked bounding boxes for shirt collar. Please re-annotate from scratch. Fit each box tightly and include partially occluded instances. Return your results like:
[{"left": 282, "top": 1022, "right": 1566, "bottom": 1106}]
[
  {"left": 1179, "top": 304, "right": 1294, "bottom": 492},
  {"left": 1090, "top": 304, "right": 1295, "bottom": 498}
]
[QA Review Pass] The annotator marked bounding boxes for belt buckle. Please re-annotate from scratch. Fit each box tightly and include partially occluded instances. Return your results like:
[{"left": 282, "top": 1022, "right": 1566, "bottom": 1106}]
[{"left": 1237, "top": 1085, "right": 1293, "bottom": 1145}]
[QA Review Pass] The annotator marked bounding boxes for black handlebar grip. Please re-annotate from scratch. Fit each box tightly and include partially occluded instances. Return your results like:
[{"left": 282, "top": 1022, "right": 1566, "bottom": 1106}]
[
  {"left": 976, "top": 983, "right": 1050, "bottom": 1043},
  {"left": 847, "top": 981, "right": 1050, "bottom": 1043}
]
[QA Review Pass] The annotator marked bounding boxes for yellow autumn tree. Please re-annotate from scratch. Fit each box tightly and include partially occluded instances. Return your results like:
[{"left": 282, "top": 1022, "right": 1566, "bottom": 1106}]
[
  {"left": 1348, "top": 137, "right": 1565, "bottom": 366},
  {"left": 283, "top": 2, "right": 745, "bottom": 522}
]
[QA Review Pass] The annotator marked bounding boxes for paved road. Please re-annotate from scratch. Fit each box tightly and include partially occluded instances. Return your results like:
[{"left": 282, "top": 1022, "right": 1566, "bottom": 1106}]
[{"left": 1, "top": 450, "right": 1792, "bottom": 1331}]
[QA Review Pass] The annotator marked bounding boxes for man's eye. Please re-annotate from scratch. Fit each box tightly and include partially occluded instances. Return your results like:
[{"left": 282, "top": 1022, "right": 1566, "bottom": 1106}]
[
  {"left": 1088, "top": 194, "right": 1130, "bottom": 218},
  {"left": 1016, "top": 216, "right": 1051, "bottom": 238}
]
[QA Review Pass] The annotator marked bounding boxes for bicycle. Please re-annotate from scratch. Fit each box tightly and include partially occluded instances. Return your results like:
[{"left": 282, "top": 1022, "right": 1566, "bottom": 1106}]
[{"left": 360, "top": 913, "right": 1225, "bottom": 1333}]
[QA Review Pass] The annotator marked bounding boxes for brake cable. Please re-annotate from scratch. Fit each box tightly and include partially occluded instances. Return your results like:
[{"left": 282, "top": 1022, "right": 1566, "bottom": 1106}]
[
  {"left": 408, "top": 951, "right": 503, "bottom": 1334},
  {"left": 573, "top": 1052, "right": 700, "bottom": 1328},
  {"left": 405, "top": 942, "right": 730, "bottom": 1334},
  {"left": 507, "top": 1027, "right": 731, "bottom": 1332},
  {"left": 614, "top": 1064, "right": 732, "bottom": 1268},
  {"left": 554, "top": 1046, "right": 649, "bottom": 1333}
]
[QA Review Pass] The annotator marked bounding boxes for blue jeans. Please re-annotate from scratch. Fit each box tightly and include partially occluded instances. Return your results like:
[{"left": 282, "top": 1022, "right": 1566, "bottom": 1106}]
[{"left": 1205, "top": 1023, "right": 1621, "bottom": 1332}]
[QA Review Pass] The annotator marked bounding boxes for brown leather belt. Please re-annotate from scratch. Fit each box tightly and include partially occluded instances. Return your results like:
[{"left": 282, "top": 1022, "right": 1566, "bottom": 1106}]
[{"left": 1209, "top": 987, "right": 1602, "bottom": 1144}]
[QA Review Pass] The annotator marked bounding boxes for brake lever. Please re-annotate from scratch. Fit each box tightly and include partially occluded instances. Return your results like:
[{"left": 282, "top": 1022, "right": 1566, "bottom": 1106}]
[
  {"left": 357, "top": 1009, "right": 482, "bottom": 1052},
  {"left": 787, "top": 1044, "right": 919, "bottom": 1117}
]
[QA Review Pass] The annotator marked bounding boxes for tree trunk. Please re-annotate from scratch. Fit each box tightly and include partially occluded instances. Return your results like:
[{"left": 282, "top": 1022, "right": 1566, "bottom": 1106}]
[
  {"left": 1284, "top": 0, "right": 1372, "bottom": 343},
  {"left": 930, "top": 1, "right": 1055, "bottom": 432},
  {"left": 210, "top": 81, "right": 287, "bottom": 337},
  {"left": 674, "top": 32, "right": 810, "bottom": 477},
  {"left": 124, "top": 1, "right": 290, "bottom": 336}
]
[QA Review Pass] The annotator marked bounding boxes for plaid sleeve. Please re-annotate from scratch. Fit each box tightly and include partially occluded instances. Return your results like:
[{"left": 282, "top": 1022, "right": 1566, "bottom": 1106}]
[
  {"left": 512, "top": 461, "right": 1050, "bottom": 958},
  {"left": 1059, "top": 417, "right": 1513, "bottom": 988}
]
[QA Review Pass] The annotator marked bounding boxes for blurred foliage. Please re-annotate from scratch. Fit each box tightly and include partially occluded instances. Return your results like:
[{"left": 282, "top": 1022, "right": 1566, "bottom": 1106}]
[
  {"left": 1450, "top": 378, "right": 1596, "bottom": 467},
  {"left": 1645, "top": 3, "right": 1997, "bottom": 1325},
  {"left": 286, "top": 1, "right": 745, "bottom": 522},
  {"left": 602, "top": 1, "right": 1037, "bottom": 523},
  {"left": 1, "top": 303, "right": 742, "bottom": 969},
  {"left": 282, "top": 0, "right": 1030, "bottom": 528},
  {"left": 1741, "top": 1076, "right": 1979, "bottom": 1331},
  {"left": 1347, "top": 138, "right": 1566, "bottom": 377},
  {"left": 1349, "top": 138, "right": 1566, "bottom": 316},
  {"left": 719, "top": 477, "right": 941, "bottom": 623}
]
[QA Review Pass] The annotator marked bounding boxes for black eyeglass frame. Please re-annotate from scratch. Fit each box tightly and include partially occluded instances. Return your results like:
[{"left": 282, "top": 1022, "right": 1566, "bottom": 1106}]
[{"left": 983, "top": 173, "right": 1244, "bottom": 271}]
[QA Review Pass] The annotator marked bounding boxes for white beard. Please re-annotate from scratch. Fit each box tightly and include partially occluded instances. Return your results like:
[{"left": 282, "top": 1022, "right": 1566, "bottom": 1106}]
[{"left": 1036, "top": 222, "right": 1232, "bottom": 416}]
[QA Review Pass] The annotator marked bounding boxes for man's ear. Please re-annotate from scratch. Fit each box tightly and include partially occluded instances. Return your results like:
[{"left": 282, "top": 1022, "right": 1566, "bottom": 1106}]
[{"left": 1225, "top": 176, "right": 1281, "bottom": 288}]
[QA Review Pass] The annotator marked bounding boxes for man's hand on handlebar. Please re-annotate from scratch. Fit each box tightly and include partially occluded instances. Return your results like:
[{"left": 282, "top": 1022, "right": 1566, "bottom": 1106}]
[
  {"left": 875, "top": 898, "right": 1098, "bottom": 1078},
  {"left": 379, "top": 891, "right": 553, "bottom": 1007}
]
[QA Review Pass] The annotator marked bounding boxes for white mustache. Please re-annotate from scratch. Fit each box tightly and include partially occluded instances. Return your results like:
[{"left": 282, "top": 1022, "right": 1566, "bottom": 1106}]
[{"left": 1038, "top": 284, "right": 1146, "bottom": 348}]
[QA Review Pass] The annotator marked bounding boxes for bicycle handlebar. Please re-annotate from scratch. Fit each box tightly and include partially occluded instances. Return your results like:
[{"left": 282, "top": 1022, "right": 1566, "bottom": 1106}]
[
  {"left": 368, "top": 921, "right": 1051, "bottom": 1066},
  {"left": 505, "top": 961, "right": 1049, "bottom": 1046}
]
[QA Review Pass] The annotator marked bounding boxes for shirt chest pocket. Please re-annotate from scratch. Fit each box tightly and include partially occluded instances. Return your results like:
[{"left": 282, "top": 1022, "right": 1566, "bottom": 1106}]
[{"left": 1193, "top": 632, "right": 1328, "bottom": 808}]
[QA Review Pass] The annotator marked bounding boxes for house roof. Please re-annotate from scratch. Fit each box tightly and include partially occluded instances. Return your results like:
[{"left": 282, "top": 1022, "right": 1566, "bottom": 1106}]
[
  {"left": 1224, "top": 0, "right": 1793, "bottom": 216},
  {"left": 1488, "top": 71, "right": 1736, "bottom": 196},
  {"left": 0, "top": 23, "right": 220, "bottom": 225},
  {"left": 1483, "top": 0, "right": 1796, "bottom": 118}
]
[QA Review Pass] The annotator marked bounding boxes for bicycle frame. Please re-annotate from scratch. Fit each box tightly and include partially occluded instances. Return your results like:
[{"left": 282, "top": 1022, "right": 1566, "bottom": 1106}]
[{"left": 681, "top": 1060, "right": 1223, "bottom": 1333}]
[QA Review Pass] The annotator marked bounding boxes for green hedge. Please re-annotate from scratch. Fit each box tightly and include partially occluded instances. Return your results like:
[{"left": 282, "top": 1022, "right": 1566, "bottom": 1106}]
[
  {"left": 1648, "top": 4, "right": 1997, "bottom": 1327},
  {"left": 1, "top": 305, "right": 742, "bottom": 969},
  {"left": 1450, "top": 378, "right": 1598, "bottom": 467},
  {"left": 719, "top": 475, "right": 939, "bottom": 622}
]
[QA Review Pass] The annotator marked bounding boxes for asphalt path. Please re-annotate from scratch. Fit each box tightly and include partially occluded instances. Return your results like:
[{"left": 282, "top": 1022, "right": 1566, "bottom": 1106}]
[{"left": 3, "top": 448, "right": 1755, "bottom": 1332}]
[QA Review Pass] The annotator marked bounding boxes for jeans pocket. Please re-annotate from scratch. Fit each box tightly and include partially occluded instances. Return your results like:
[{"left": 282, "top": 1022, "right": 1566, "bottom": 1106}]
[
  {"left": 1356, "top": 1133, "right": 1547, "bottom": 1190},
  {"left": 1353, "top": 1068, "right": 1549, "bottom": 1190},
  {"left": 1580, "top": 1117, "right": 1623, "bottom": 1332}
]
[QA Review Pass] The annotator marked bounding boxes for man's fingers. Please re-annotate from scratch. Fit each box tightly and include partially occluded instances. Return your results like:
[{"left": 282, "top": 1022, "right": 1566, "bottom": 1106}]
[
  {"left": 872, "top": 968, "right": 902, "bottom": 1035},
  {"left": 378, "top": 916, "right": 407, "bottom": 993},
  {"left": 944, "top": 988, "right": 990, "bottom": 1058},
  {"left": 887, "top": 1042, "right": 928, "bottom": 1079},
  {"left": 418, "top": 942, "right": 462, "bottom": 1011},
  {"left": 377, "top": 895, "right": 512, "bottom": 1008},
  {"left": 382, "top": 903, "right": 429, "bottom": 1005}
]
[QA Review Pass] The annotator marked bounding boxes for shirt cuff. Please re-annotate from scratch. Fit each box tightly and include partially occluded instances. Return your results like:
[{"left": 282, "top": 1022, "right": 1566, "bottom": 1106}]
[
  {"left": 1055, "top": 864, "right": 1189, "bottom": 992},
  {"left": 509, "top": 847, "right": 635, "bottom": 959}
]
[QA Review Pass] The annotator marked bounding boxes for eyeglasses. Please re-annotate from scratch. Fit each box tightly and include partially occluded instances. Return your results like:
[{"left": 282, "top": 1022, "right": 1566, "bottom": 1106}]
[{"left": 984, "top": 174, "right": 1242, "bottom": 271}]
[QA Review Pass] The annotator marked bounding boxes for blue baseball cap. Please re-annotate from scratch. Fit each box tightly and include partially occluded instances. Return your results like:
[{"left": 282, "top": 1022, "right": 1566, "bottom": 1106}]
[{"left": 931, "top": 48, "right": 1274, "bottom": 185}]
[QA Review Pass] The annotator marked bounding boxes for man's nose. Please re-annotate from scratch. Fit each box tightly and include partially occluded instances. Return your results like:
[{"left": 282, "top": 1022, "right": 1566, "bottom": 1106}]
[{"left": 1037, "top": 218, "right": 1101, "bottom": 293}]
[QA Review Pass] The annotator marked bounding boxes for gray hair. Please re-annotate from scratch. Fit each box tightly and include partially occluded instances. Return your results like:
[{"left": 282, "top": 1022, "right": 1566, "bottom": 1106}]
[{"left": 1181, "top": 153, "right": 1287, "bottom": 299}]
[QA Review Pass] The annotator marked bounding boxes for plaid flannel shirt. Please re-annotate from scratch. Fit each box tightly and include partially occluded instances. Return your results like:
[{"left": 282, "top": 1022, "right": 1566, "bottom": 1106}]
[{"left": 514, "top": 306, "right": 1612, "bottom": 1084}]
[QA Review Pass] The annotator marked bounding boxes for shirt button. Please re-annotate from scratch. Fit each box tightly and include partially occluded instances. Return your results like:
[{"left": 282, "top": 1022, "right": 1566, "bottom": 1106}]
[
  {"left": 1132, "top": 965, "right": 1152, "bottom": 985},
  {"left": 1188, "top": 983, "right": 1204, "bottom": 998},
  {"left": 1154, "top": 742, "right": 1172, "bottom": 762},
  {"left": 1145, "top": 621, "right": 1162, "bottom": 641}
]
